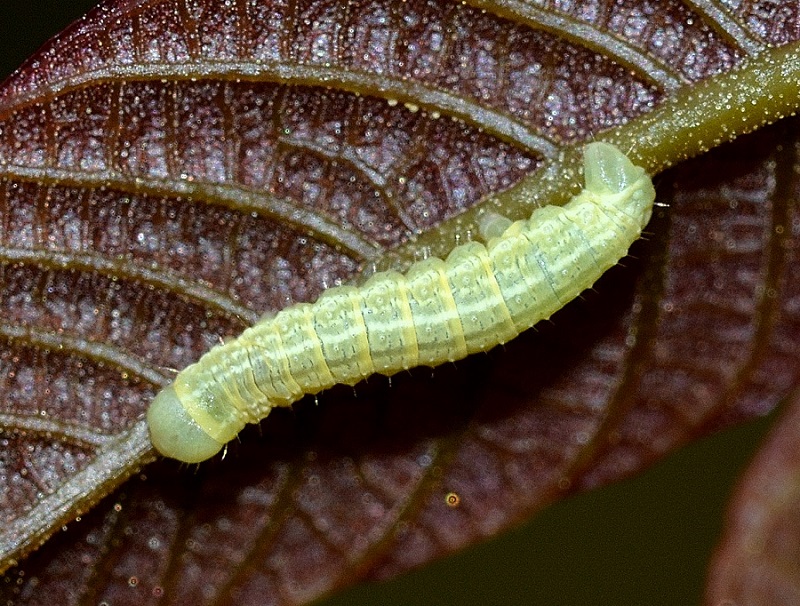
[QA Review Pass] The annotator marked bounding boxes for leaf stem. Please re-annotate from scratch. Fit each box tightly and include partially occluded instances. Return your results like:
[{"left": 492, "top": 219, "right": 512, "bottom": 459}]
[{"left": 377, "top": 41, "right": 800, "bottom": 271}]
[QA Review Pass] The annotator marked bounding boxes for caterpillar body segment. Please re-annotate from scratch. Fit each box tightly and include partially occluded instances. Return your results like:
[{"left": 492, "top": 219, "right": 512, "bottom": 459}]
[{"left": 147, "top": 142, "right": 656, "bottom": 463}]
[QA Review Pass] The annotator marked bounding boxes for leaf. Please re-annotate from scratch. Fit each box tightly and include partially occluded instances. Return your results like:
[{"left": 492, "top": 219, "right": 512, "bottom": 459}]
[
  {"left": 1, "top": 0, "right": 800, "bottom": 604},
  {"left": 707, "top": 391, "right": 800, "bottom": 605},
  {"left": 320, "top": 405, "right": 776, "bottom": 605}
]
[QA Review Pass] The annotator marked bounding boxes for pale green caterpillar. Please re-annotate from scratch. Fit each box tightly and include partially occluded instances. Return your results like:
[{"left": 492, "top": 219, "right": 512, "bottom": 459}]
[{"left": 147, "top": 142, "right": 656, "bottom": 463}]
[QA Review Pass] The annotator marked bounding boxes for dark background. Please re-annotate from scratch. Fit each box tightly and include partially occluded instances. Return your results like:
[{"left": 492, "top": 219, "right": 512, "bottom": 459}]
[{"left": 0, "top": 1, "right": 779, "bottom": 604}]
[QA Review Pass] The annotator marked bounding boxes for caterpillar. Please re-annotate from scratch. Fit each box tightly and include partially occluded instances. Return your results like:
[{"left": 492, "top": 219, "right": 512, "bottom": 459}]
[{"left": 147, "top": 142, "right": 656, "bottom": 463}]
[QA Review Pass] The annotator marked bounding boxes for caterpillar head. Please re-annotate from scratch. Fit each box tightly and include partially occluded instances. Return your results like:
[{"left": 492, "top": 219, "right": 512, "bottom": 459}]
[{"left": 147, "top": 384, "right": 225, "bottom": 463}]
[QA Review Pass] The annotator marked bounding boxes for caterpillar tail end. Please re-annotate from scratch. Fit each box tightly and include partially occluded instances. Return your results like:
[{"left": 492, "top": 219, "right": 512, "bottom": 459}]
[
  {"left": 582, "top": 141, "right": 655, "bottom": 229},
  {"left": 147, "top": 385, "right": 224, "bottom": 463},
  {"left": 583, "top": 141, "right": 646, "bottom": 195}
]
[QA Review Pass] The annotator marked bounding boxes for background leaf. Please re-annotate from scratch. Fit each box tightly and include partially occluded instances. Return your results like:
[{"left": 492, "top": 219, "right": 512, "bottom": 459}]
[
  {"left": 707, "top": 392, "right": 800, "bottom": 605},
  {"left": 324, "top": 410, "right": 776, "bottom": 605},
  {"left": 1, "top": 1, "right": 800, "bottom": 606}
]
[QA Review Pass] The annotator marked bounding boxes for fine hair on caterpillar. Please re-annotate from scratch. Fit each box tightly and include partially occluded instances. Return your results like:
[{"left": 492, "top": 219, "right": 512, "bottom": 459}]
[{"left": 147, "top": 142, "right": 657, "bottom": 463}]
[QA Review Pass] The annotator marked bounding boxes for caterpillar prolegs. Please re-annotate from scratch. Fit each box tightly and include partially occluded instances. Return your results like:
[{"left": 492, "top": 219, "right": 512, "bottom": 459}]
[{"left": 147, "top": 142, "right": 657, "bottom": 463}]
